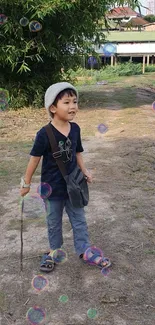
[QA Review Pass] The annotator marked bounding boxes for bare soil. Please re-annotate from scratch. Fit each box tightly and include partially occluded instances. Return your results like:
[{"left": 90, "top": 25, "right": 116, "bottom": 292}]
[{"left": 0, "top": 78, "right": 155, "bottom": 325}]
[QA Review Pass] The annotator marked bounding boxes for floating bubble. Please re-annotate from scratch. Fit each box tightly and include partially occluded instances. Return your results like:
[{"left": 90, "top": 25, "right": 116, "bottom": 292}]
[
  {"left": 26, "top": 306, "right": 45, "bottom": 325},
  {"left": 19, "top": 194, "right": 46, "bottom": 218},
  {"left": 59, "top": 295, "right": 69, "bottom": 303},
  {"left": 152, "top": 101, "right": 155, "bottom": 111},
  {"left": 97, "top": 123, "right": 108, "bottom": 134},
  {"left": 0, "top": 99, "right": 8, "bottom": 112},
  {"left": 29, "top": 21, "right": 42, "bottom": 32},
  {"left": 88, "top": 56, "right": 97, "bottom": 67},
  {"left": 52, "top": 249, "right": 68, "bottom": 264},
  {"left": 101, "top": 267, "right": 111, "bottom": 276},
  {"left": 37, "top": 183, "right": 52, "bottom": 199},
  {"left": 103, "top": 43, "right": 116, "bottom": 57},
  {"left": 83, "top": 246, "right": 104, "bottom": 265},
  {"left": 19, "top": 17, "right": 29, "bottom": 27},
  {"left": 31, "top": 275, "right": 49, "bottom": 292},
  {"left": 0, "top": 88, "right": 9, "bottom": 101},
  {"left": 87, "top": 308, "right": 98, "bottom": 319},
  {"left": 0, "top": 14, "right": 8, "bottom": 25}
]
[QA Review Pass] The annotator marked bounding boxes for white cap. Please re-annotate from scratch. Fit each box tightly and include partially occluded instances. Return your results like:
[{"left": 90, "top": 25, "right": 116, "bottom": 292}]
[{"left": 44, "top": 82, "right": 78, "bottom": 109}]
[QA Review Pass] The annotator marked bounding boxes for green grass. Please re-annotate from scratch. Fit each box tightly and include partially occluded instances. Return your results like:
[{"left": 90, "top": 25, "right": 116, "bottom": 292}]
[
  {"left": 103, "top": 31, "right": 155, "bottom": 42},
  {"left": 0, "top": 169, "right": 9, "bottom": 176},
  {"left": 0, "top": 291, "right": 6, "bottom": 310},
  {"left": 70, "top": 64, "right": 155, "bottom": 87},
  {"left": 145, "top": 250, "right": 155, "bottom": 255}
]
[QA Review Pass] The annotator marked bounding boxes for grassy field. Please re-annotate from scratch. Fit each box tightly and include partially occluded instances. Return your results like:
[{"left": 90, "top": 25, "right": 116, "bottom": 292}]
[{"left": 74, "top": 70, "right": 155, "bottom": 86}]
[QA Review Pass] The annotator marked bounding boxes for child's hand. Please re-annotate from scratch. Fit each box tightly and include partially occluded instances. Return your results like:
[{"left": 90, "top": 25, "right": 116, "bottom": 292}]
[
  {"left": 84, "top": 169, "right": 93, "bottom": 183},
  {"left": 20, "top": 187, "right": 30, "bottom": 197}
]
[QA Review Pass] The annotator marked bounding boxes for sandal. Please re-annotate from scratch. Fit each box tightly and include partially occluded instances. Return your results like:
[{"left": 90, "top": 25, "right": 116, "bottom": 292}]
[
  {"left": 80, "top": 249, "right": 111, "bottom": 270},
  {"left": 40, "top": 252, "right": 55, "bottom": 273}
]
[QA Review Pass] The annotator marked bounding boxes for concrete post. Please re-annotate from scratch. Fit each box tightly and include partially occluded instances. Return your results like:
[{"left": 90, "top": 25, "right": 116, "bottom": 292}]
[
  {"left": 111, "top": 55, "right": 114, "bottom": 66},
  {"left": 147, "top": 55, "right": 150, "bottom": 66},
  {"left": 142, "top": 55, "right": 145, "bottom": 74}
]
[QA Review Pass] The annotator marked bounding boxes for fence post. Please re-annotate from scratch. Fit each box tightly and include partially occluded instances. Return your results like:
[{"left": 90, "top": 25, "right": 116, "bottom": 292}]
[
  {"left": 147, "top": 55, "right": 150, "bottom": 66},
  {"left": 142, "top": 55, "right": 145, "bottom": 74},
  {"left": 111, "top": 55, "right": 114, "bottom": 66}
]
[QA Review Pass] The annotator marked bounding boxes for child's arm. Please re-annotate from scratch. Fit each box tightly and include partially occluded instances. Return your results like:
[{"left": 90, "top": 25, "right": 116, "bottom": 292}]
[
  {"left": 20, "top": 156, "right": 41, "bottom": 196},
  {"left": 76, "top": 152, "right": 87, "bottom": 174},
  {"left": 76, "top": 152, "right": 92, "bottom": 183}
]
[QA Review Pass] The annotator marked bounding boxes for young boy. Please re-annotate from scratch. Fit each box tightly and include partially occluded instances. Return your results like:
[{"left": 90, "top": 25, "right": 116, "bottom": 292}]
[{"left": 20, "top": 82, "right": 111, "bottom": 272}]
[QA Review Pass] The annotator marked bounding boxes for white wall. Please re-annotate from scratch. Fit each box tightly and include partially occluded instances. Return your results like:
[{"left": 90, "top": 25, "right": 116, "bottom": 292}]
[
  {"left": 117, "top": 42, "right": 155, "bottom": 54},
  {"left": 95, "top": 43, "right": 155, "bottom": 54}
]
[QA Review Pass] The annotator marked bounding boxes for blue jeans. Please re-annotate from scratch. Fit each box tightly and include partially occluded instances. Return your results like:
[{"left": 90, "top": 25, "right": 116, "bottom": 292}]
[{"left": 44, "top": 198, "right": 91, "bottom": 256}]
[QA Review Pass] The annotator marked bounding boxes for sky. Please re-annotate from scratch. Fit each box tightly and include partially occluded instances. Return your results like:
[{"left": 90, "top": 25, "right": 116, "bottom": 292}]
[{"left": 139, "top": 0, "right": 147, "bottom": 15}]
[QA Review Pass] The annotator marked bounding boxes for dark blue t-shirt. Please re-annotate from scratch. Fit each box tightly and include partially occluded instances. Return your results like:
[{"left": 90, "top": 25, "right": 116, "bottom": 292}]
[{"left": 30, "top": 122, "right": 84, "bottom": 200}]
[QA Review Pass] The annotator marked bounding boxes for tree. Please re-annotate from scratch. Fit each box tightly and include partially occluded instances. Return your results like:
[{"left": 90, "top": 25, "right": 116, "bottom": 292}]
[
  {"left": 0, "top": 0, "right": 141, "bottom": 108},
  {"left": 144, "top": 15, "right": 155, "bottom": 23}
]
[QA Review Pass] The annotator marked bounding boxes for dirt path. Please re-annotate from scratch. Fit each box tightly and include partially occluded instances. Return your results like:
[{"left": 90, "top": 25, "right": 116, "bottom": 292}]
[{"left": 0, "top": 83, "right": 155, "bottom": 325}]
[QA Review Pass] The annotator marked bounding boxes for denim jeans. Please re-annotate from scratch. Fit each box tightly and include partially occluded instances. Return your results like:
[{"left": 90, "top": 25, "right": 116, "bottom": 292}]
[{"left": 44, "top": 198, "right": 90, "bottom": 256}]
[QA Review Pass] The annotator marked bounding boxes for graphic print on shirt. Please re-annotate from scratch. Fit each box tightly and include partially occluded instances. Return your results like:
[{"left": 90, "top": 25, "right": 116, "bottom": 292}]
[{"left": 58, "top": 138, "right": 73, "bottom": 163}]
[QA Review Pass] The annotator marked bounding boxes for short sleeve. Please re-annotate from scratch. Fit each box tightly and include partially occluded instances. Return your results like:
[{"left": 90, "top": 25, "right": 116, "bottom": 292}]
[
  {"left": 76, "top": 126, "right": 84, "bottom": 152},
  {"left": 30, "top": 129, "right": 47, "bottom": 157}
]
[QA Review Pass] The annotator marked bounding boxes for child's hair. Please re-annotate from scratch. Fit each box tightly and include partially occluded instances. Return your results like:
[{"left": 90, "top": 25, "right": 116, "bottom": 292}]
[{"left": 49, "top": 88, "right": 77, "bottom": 119}]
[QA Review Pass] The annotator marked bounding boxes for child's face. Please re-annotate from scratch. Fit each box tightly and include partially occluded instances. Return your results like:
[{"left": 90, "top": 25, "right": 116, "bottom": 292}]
[{"left": 50, "top": 93, "right": 78, "bottom": 121}]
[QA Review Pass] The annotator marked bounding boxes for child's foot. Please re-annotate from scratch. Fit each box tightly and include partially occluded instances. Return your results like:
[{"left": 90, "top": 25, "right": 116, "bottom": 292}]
[
  {"left": 79, "top": 250, "right": 111, "bottom": 269},
  {"left": 40, "top": 252, "right": 55, "bottom": 273}
]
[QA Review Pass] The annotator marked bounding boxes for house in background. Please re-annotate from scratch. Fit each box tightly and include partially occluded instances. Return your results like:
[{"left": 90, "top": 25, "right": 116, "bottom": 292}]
[
  {"left": 88, "top": 6, "right": 155, "bottom": 73},
  {"left": 144, "top": 22, "right": 155, "bottom": 31},
  {"left": 122, "top": 16, "right": 148, "bottom": 30},
  {"left": 107, "top": 6, "right": 139, "bottom": 23},
  {"left": 106, "top": 6, "right": 148, "bottom": 31}
]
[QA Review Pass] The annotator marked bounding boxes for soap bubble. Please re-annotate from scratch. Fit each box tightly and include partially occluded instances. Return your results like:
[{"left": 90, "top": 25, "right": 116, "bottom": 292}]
[
  {"left": 26, "top": 306, "right": 45, "bottom": 325},
  {"left": 52, "top": 249, "right": 68, "bottom": 264},
  {"left": 101, "top": 267, "right": 111, "bottom": 276},
  {"left": 0, "top": 99, "right": 8, "bottom": 112},
  {"left": 88, "top": 56, "right": 97, "bottom": 67},
  {"left": 103, "top": 43, "right": 116, "bottom": 57},
  {"left": 0, "top": 14, "right": 8, "bottom": 25},
  {"left": 19, "top": 17, "right": 29, "bottom": 27},
  {"left": 37, "top": 183, "right": 52, "bottom": 199},
  {"left": 83, "top": 246, "right": 104, "bottom": 265},
  {"left": 0, "top": 88, "right": 9, "bottom": 101},
  {"left": 19, "top": 194, "right": 46, "bottom": 218},
  {"left": 0, "top": 89, "right": 9, "bottom": 111},
  {"left": 152, "top": 101, "right": 155, "bottom": 111},
  {"left": 29, "top": 21, "right": 42, "bottom": 32},
  {"left": 97, "top": 123, "right": 108, "bottom": 134},
  {"left": 31, "top": 275, "right": 49, "bottom": 292},
  {"left": 87, "top": 308, "right": 98, "bottom": 319},
  {"left": 59, "top": 295, "right": 69, "bottom": 303}
]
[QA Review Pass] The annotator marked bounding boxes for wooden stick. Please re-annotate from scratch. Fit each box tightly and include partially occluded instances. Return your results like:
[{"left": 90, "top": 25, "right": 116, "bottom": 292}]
[{"left": 20, "top": 198, "right": 24, "bottom": 272}]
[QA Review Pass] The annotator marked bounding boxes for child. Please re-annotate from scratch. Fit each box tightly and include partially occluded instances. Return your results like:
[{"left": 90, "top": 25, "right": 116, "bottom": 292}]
[{"left": 20, "top": 82, "right": 111, "bottom": 272}]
